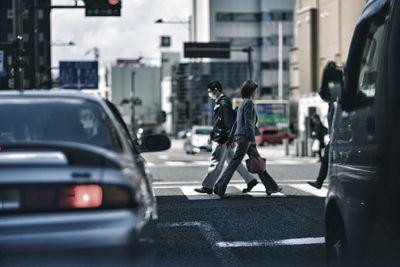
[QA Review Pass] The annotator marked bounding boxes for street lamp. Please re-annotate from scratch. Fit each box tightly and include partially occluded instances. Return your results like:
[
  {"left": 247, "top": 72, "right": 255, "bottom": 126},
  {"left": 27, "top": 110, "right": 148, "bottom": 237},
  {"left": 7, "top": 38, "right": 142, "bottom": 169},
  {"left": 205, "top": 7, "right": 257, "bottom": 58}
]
[
  {"left": 50, "top": 41, "right": 76, "bottom": 47},
  {"left": 155, "top": 17, "right": 193, "bottom": 129},
  {"left": 154, "top": 17, "right": 192, "bottom": 41}
]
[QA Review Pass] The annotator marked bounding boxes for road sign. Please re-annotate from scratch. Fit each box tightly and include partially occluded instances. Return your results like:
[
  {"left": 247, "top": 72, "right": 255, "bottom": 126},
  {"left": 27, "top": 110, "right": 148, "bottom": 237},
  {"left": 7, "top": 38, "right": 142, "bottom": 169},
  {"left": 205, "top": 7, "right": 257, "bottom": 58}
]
[
  {"left": 0, "top": 50, "right": 6, "bottom": 78},
  {"left": 184, "top": 42, "right": 230, "bottom": 58},
  {"left": 59, "top": 61, "right": 98, "bottom": 89}
]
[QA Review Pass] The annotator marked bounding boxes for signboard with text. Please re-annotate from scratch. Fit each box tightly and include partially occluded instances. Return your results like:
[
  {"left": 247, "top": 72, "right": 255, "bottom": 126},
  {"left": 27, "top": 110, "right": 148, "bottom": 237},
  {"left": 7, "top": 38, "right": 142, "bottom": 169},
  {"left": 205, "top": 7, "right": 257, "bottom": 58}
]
[
  {"left": 0, "top": 50, "right": 6, "bottom": 78},
  {"left": 59, "top": 61, "right": 98, "bottom": 89}
]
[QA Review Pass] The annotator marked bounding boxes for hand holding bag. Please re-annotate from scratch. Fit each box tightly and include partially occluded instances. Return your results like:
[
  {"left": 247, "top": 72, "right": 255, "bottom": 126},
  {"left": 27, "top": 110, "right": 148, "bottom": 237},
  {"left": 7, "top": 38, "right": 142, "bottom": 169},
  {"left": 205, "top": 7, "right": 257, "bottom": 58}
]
[{"left": 246, "top": 154, "right": 266, "bottom": 174}]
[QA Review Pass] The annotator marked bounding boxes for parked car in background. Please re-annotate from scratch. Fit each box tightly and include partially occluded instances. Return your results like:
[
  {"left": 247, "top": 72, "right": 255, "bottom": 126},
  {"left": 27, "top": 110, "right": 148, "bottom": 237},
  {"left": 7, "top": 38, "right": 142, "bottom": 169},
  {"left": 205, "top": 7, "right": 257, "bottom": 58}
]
[
  {"left": 323, "top": 0, "right": 400, "bottom": 265},
  {"left": 176, "top": 128, "right": 190, "bottom": 139},
  {"left": 0, "top": 91, "right": 170, "bottom": 266},
  {"left": 184, "top": 125, "right": 213, "bottom": 154},
  {"left": 255, "top": 126, "right": 296, "bottom": 146}
]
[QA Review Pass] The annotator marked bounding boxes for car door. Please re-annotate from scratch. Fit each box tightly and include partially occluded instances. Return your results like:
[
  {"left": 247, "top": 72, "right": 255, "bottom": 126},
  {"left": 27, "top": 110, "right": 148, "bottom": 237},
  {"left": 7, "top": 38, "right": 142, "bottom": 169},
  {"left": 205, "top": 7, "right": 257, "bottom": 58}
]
[{"left": 334, "top": 2, "right": 389, "bottom": 226}]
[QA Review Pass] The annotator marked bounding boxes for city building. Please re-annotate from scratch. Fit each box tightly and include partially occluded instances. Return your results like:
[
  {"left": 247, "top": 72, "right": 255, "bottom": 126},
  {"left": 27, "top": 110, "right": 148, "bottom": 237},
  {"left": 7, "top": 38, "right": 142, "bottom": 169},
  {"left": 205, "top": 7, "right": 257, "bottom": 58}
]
[
  {"left": 193, "top": 0, "right": 296, "bottom": 99},
  {"left": 0, "top": 0, "right": 51, "bottom": 89},
  {"left": 171, "top": 61, "right": 247, "bottom": 134},
  {"left": 290, "top": 0, "right": 366, "bottom": 99},
  {"left": 110, "top": 62, "right": 161, "bottom": 131}
]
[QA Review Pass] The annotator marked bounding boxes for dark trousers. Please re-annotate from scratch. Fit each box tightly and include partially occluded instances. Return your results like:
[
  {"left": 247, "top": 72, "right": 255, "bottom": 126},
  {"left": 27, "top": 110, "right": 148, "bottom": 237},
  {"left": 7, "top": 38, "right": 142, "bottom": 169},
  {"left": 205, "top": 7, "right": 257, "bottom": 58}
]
[
  {"left": 316, "top": 143, "right": 330, "bottom": 184},
  {"left": 214, "top": 140, "right": 279, "bottom": 194}
]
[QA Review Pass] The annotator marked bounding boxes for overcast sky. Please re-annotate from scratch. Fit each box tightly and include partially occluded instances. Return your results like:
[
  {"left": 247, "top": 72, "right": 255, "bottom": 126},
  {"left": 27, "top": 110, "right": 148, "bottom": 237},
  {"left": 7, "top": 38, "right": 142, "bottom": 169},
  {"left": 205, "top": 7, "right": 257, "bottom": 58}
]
[{"left": 51, "top": 0, "right": 191, "bottom": 69}]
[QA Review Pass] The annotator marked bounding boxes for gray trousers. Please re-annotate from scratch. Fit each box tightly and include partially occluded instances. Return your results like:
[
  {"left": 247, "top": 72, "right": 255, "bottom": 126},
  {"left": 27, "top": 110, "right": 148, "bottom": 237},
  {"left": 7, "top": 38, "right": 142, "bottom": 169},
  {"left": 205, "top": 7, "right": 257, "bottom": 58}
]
[
  {"left": 214, "top": 139, "right": 279, "bottom": 194},
  {"left": 202, "top": 142, "right": 256, "bottom": 189}
]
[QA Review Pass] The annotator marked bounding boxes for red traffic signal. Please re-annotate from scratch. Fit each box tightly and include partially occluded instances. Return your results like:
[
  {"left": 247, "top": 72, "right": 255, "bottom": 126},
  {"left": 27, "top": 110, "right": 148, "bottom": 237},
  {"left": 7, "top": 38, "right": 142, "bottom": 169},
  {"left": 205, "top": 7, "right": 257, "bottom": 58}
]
[{"left": 108, "top": 0, "right": 120, "bottom": 5}]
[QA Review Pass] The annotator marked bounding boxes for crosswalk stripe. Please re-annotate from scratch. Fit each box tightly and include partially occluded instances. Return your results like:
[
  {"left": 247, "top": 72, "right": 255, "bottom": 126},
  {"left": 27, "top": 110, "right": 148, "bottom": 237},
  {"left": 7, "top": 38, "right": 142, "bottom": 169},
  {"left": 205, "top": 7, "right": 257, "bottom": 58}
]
[
  {"left": 232, "top": 184, "right": 286, "bottom": 198},
  {"left": 180, "top": 186, "right": 221, "bottom": 200},
  {"left": 154, "top": 183, "right": 327, "bottom": 200},
  {"left": 147, "top": 158, "right": 317, "bottom": 167},
  {"left": 289, "top": 184, "right": 327, "bottom": 197}
]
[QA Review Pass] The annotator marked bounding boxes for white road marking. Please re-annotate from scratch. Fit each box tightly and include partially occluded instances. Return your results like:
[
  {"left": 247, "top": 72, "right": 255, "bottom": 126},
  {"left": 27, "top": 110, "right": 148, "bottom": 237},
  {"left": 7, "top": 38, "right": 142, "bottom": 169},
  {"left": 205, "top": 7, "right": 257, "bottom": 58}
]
[
  {"left": 157, "top": 155, "right": 170, "bottom": 160},
  {"left": 148, "top": 158, "right": 317, "bottom": 167},
  {"left": 165, "top": 161, "right": 187, "bottom": 166},
  {"left": 158, "top": 221, "right": 243, "bottom": 267},
  {"left": 289, "top": 184, "right": 328, "bottom": 197},
  {"left": 153, "top": 179, "right": 316, "bottom": 186},
  {"left": 180, "top": 186, "right": 221, "bottom": 200},
  {"left": 216, "top": 237, "right": 325, "bottom": 248},
  {"left": 232, "top": 184, "right": 286, "bottom": 198}
]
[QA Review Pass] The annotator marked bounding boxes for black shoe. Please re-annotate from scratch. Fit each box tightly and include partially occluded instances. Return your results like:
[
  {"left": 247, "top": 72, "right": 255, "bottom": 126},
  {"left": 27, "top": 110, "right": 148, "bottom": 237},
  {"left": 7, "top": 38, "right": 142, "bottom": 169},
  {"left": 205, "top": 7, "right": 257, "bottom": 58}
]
[
  {"left": 194, "top": 187, "right": 213, "bottom": 194},
  {"left": 266, "top": 187, "right": 282, "bottom": 196},
  {"left": 213, "top": 188, "right": 226, "bottom": 198},
  {"left": 307, "top": 181, "right": 322, "bottom": 189},
  {"left": 242, "top": 180, "right": 258, "bottom": 193}
]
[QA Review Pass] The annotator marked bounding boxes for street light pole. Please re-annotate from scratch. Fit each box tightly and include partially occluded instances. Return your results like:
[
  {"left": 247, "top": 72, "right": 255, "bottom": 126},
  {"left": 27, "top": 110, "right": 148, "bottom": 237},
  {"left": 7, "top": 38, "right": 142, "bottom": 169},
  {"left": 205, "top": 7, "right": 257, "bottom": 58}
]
[{"left": 131, "top": 71, "right": 136, "bottom": 132}]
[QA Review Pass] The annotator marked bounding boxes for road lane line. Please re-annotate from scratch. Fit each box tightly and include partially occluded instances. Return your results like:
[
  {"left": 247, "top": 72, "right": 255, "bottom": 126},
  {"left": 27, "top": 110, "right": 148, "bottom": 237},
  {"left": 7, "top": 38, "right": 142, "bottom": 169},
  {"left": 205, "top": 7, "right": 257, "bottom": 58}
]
[
  {"left": 232, "top": 184, "right": 286, "bottom": 198},
  {"left": 216, "top": 237, "right": 325, "bottom": 248},
  {"left": 158, "top": 221, "right": 243, "bottom": 267},
  {"left": 289, "top": 184, "right": 328, "bottom": 197}
]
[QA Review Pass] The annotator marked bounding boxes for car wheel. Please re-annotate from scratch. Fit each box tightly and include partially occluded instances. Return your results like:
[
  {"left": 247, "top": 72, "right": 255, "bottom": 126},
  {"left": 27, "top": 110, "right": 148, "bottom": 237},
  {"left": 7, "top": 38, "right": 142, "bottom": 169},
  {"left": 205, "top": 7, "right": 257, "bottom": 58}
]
[
  {"left": 258, "top": 142, "right": 264, "bottom": 147},
  {"left": 326, "top": 213, "right": 348, "bottom": 266}
]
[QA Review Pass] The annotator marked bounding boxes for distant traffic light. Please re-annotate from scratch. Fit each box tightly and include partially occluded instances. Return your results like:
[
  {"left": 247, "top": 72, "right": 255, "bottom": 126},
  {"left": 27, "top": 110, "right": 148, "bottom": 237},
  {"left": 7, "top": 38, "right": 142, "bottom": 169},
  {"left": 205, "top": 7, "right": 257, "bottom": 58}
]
[
  {"left": 159, "top": 111, "right": 167, "bottom": 123},
  {"left": 84, "top": 0, "right": 121, "bottom": 16}
]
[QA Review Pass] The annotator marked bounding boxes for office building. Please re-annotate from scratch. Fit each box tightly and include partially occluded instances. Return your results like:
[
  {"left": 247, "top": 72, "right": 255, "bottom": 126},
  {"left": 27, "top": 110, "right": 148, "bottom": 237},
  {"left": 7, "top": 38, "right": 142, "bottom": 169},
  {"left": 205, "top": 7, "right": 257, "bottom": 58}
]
[
  {"left": 193, "top": 0, "right": 296, "bottom": 99},
  {"left": 0, "top": 0, "right": 51, "bottom": 89}
]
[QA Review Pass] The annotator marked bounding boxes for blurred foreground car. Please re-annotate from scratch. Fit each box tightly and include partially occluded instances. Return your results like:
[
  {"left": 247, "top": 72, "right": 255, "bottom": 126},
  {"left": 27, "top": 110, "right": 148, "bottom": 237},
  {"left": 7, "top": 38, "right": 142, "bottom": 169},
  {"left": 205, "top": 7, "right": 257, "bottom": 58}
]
[
  {"left": 184, "top": 125, "right": 213, "bottom": 154},
  {"left": 323, "top": 0, "right": 400, "bottom": 266},
  {"left": 0, "top": 91, "right": 170, "bottom": 266}
]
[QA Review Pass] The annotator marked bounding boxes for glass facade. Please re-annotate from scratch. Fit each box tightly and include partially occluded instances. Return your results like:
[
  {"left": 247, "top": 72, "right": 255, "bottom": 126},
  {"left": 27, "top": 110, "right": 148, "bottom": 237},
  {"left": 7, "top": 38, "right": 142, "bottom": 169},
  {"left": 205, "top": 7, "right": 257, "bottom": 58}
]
[{"left": 216, "top": 11, "right": 293, "bottom": 22}]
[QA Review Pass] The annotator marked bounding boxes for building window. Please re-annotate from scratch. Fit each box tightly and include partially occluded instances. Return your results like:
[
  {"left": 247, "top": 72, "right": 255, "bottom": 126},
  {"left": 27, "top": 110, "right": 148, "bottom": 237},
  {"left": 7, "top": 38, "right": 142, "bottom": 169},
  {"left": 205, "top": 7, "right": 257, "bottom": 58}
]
[
  {"left": 216, "top": 12, "right": 261, "bottom": 22},
  {"left": 262, "top": 35, "right": 293, "bottom": 46},
  {"left": 38, "top": 9, "right": 44, "bottom": 19},
  {"left": 261, "top": 61, "right": 290, "bottom": 71},
  {"left": 262, "top": 11, "right": 293, "bottom": 21},
  {"left": 39, "top": 32, "right": 44, "bottom": 42},
  {"left": 6, "top": 9, "right": 29, "bottom": 19},
  {"left": 7, "top": 33, "right": 13, "bottom": 42},
  {"left": 23, "top": 33, "right": 29, "bottom": 42},
  {"left": 260, "top": 87, "right": 272, "bottom": 95}
]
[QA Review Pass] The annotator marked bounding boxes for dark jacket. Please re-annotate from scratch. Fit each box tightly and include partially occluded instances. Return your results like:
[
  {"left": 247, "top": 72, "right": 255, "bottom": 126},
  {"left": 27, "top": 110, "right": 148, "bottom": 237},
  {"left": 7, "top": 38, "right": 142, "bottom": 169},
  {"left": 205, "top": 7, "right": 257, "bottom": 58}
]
[{"left": 209, "top": 94, "right": 235, "bottom": 144}]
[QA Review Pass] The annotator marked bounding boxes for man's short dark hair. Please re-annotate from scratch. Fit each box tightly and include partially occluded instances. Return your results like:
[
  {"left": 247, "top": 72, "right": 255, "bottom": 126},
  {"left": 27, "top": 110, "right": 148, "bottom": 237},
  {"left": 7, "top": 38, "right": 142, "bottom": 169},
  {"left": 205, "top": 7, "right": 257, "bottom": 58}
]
[
  {"left": 240, "top": 80, "right": 258, "bottom": 98},
  {"left": 207, "top": 80, "right": 222, "bottom": 92}
]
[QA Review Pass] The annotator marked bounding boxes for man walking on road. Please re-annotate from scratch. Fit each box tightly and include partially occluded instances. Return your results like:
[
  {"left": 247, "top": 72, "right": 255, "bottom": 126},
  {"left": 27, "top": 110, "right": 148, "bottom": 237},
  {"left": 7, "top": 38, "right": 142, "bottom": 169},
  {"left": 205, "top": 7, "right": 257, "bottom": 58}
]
[{"left": 194, "top": 80, "right": 258, "bottom": 194}]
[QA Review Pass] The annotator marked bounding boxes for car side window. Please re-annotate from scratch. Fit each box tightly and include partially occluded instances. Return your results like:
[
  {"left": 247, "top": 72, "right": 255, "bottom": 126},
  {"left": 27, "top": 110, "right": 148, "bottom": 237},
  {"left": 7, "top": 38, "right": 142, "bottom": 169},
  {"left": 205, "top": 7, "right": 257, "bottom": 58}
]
[{"left": 357, "top": 15, "right": 387, "bottom": 99}]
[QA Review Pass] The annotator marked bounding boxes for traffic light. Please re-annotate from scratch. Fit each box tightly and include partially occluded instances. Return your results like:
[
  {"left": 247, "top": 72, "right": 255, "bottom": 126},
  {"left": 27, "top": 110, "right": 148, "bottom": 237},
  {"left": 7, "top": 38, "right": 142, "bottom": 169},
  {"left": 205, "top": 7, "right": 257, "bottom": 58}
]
[{"left": 84, "top": 0, "right": 121, "bottom": 17}]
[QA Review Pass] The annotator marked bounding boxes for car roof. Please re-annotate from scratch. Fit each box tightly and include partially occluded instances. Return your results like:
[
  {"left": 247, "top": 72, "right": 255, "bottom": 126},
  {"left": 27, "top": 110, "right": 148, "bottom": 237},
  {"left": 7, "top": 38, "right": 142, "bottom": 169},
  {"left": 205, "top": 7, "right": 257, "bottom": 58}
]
[{"left": 0, "top": 90, "right": 102, "bottom": 102}]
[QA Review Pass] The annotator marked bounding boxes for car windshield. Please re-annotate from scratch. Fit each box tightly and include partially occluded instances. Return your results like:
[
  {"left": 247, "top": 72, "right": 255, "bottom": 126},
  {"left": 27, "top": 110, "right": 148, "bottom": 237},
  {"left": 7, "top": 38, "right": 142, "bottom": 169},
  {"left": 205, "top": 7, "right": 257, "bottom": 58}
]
[
  {"left": 0, "top": 97, "right": 122, "bottom": 152},
  {"left": 195, "top": 128, "right": 212, "bottom": 135}
]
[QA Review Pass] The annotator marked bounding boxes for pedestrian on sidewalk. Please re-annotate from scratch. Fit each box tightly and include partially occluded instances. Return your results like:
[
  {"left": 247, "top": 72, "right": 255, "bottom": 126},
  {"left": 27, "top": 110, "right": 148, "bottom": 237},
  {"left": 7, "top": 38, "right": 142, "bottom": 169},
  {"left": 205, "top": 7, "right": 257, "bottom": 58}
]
[
  {"left": 194, "top": 80, "right": 258, "bottom": 195},
  {"left": 213, "top": 80, "right": 282, "bottom": 198},
  {"left": 308, "top": 61, "right": 338, "bottom": 189},
  {"left": 311, "top": 114, "right": 327, "bottom": 162}
]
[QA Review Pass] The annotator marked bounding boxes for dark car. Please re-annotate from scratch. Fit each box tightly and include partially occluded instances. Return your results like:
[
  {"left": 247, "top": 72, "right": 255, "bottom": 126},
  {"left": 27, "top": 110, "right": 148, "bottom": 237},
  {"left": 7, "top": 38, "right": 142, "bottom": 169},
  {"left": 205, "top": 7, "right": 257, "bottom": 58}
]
[
  {"left": 323, "top": 0, "right": 400, "bottom": 266},
  {"left": 0, "top": 91, "right": 170, "bottom": 266}
]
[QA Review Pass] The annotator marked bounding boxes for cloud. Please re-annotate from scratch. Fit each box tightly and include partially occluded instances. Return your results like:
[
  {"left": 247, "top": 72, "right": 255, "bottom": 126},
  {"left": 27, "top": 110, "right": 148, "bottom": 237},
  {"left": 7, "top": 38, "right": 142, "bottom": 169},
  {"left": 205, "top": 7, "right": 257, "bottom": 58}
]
[{"left": 51, "top": 0, "right": 191, "bottom": 68}]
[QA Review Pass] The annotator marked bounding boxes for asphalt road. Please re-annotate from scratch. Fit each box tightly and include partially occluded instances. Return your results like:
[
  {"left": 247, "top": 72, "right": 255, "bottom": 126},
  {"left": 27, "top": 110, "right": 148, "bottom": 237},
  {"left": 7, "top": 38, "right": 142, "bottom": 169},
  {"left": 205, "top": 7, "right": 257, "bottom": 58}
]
[{"left": 143, "top": 139, "right": 327, "bottom": 267}]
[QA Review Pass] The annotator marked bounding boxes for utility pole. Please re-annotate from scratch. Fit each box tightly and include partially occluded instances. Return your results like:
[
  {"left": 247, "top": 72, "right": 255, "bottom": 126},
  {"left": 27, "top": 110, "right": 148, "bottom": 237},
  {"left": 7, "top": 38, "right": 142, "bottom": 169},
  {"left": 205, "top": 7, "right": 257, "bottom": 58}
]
[
  {"left": 131, "top": 71, "right": 136, "bottom": 132},
  {"left": 278, "top": 22, "right": 284, "bottom": 100},
  {"left": 13, "top": 0, "right": 24, "bottom": 90},
  {"left": 242, "top": 46, "right": 254, "bottom": 80}
]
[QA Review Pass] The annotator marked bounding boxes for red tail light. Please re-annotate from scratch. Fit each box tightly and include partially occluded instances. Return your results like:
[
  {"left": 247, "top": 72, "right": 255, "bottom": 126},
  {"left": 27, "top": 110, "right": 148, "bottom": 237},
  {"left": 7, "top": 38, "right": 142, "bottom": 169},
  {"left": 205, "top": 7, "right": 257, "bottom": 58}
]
[
  {"left": 1, "top": 184, "right": 136, "bottom": 214},
  {"left": 59, "top": 185, "right": 102, "bottom": 209}
]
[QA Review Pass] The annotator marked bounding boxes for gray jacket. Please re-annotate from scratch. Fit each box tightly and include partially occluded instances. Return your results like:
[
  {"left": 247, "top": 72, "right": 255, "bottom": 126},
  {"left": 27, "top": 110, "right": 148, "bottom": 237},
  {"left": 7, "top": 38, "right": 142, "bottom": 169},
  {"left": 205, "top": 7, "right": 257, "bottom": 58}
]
[{"left": 231, "top": 98, "right": 257, "bottom": 142}]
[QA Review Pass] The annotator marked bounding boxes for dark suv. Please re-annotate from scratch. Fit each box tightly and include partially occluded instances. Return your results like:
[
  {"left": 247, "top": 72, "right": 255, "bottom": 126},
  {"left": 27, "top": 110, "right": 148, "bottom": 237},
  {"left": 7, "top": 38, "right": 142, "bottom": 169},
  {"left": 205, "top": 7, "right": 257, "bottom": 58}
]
[{"left": 323, "top": 0, "right": 400, "bottom": 266}]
